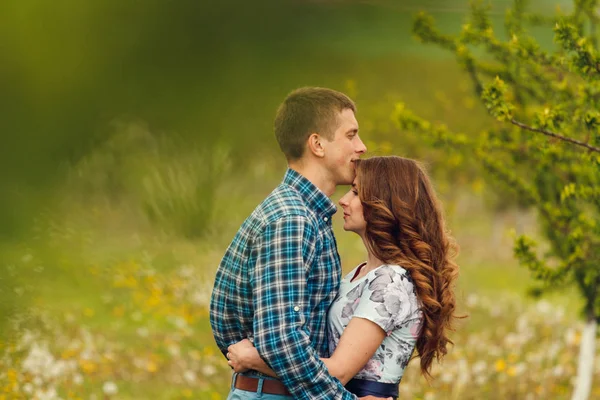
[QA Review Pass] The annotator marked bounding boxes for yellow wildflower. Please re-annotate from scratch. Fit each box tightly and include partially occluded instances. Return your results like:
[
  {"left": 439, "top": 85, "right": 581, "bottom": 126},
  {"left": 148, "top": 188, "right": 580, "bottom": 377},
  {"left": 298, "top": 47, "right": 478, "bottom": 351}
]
[
  {"left": 495, "top": 359, "right": 506, "bottom": 372},
  {"left": 83, "top": 308, "right": 95, "bottom": 317},
  {"left": 112, "top": 306, "right": 125, "bottom": 317},
  {"left": 80, "top": 360, "right": 97, "bottom": 374},
  {"left": 147, "top": 360, "right": 158, "bottom": 373}
]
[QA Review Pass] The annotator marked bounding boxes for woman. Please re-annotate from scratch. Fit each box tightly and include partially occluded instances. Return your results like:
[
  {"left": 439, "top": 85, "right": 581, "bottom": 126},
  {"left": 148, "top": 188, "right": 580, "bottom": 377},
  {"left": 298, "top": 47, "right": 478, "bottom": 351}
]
[{"left": 227, "top": 156, "right": 460, "bottom": 399}]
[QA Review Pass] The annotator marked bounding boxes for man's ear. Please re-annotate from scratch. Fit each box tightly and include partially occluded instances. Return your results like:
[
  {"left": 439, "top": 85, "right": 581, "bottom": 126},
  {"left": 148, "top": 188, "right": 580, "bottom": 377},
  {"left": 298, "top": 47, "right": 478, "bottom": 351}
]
[{"left": 307, "top": 133, "right": 325, "bottom": 158}]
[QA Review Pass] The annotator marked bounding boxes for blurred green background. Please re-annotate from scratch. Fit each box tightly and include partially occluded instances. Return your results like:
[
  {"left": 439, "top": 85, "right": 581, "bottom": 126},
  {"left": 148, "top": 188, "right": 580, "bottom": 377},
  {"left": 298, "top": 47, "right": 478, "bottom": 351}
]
[{"left": 1, "top": 1, "right": 596, "bottom": 399}]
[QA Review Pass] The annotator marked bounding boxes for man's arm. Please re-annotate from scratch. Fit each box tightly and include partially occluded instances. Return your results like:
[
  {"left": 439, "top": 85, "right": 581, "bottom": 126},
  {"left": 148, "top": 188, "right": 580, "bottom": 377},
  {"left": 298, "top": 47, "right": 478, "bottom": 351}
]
[{"left": 251, "top": 215, "right": 356, "bottom": 400}]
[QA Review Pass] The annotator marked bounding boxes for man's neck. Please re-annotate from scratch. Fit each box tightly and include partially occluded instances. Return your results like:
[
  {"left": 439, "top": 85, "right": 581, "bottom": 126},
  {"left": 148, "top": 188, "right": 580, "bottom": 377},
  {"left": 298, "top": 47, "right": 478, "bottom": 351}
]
[{"left": 288, "top": 160, "right": 335, "bottom": 197}]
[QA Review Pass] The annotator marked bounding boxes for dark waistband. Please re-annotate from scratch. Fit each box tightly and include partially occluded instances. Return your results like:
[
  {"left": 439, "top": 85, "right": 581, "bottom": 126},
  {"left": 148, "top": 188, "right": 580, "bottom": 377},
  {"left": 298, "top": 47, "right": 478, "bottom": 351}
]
[{"left": 345, "top": 378, "right": 399, "bottom": 399}]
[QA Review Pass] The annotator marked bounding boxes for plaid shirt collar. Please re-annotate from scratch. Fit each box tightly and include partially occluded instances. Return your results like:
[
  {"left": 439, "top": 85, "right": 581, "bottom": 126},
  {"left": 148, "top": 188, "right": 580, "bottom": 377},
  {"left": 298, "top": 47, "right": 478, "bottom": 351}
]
[{"left": 283, "top": 168, "right": 337, "bottom": 219}]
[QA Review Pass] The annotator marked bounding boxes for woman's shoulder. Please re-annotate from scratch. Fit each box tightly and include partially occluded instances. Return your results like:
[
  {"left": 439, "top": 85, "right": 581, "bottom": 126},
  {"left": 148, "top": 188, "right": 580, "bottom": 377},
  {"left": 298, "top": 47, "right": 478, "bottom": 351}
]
[
  {"left": 367, "top": 264, "right": 410, "bottom": 279},
  {"left": 366, "top": 264, "right": 417, "bottom": 294}
]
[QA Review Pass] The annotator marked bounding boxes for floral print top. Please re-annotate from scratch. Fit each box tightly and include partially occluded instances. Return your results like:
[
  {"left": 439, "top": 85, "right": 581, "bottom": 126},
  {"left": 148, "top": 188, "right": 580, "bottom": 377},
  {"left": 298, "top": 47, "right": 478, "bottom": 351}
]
[{"left": 327, "top": 264, "right": 423, "bottom": 384}]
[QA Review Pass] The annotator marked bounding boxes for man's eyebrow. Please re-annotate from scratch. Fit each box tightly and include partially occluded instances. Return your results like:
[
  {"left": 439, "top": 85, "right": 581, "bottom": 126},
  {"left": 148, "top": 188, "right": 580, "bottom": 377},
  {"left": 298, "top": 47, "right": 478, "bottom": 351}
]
[{"left": 347, "top": 127, "right": 359, "bottom": 134}]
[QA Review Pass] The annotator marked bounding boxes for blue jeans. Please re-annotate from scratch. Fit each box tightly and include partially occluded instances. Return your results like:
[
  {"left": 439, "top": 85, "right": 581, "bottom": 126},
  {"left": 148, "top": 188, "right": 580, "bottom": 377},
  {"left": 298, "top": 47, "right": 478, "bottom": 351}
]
[{"left": 227, "top": 373, "right": 293, "bottom": 400}]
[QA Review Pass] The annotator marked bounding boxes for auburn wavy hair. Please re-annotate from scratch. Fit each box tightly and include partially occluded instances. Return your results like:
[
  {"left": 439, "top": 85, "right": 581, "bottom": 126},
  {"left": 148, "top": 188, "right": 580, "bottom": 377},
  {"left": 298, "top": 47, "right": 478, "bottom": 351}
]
[{"left": 354, "top": 156, "right": 460, "bottom": 378}]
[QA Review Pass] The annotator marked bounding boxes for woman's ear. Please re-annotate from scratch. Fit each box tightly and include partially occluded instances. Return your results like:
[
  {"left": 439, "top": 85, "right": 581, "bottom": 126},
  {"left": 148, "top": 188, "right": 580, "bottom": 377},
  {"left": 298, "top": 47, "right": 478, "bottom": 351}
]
[{"left": 307, "top": 133, "right": 325, "bottom": 158}]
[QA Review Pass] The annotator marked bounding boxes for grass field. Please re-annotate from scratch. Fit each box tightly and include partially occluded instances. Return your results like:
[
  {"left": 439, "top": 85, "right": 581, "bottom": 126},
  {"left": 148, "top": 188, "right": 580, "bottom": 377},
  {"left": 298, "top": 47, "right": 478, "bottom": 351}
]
[{"left": 1, "top": 154, "right": 598, "bottom": 399}]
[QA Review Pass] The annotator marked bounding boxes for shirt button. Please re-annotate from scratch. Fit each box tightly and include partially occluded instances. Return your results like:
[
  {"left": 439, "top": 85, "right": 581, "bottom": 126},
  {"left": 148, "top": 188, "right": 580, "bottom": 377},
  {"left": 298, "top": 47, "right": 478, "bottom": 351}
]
[
  {"left": 293, "top": 306, "right": 300, "bottom": 312},
  {"left": 323, "top": 217, "right": 328, "bottom": 222}
]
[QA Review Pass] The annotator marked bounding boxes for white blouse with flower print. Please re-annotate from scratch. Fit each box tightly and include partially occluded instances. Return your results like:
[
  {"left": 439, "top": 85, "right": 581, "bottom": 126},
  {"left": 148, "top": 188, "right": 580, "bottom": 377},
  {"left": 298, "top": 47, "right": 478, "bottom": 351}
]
[{"left": 327, "top": 264, "right": 423, "bottom": 384}]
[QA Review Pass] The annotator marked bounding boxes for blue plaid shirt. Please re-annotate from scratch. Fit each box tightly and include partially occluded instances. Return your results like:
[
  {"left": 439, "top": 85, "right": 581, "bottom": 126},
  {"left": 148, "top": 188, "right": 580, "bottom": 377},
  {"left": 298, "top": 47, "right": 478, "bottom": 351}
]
[{"left": 210, "top": 169, "right": 356, "bottom": 399}]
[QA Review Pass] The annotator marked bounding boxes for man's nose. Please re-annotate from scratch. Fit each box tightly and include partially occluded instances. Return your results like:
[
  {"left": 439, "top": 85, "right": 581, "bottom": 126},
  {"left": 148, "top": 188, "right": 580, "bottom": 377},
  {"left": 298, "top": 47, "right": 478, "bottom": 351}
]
[{"left": 355, "top": 135, "right": 367, "bottom": 154}]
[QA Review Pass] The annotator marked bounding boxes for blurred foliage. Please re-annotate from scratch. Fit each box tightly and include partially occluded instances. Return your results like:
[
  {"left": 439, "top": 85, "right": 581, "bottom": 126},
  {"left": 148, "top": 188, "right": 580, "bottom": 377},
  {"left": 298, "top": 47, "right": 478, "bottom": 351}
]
[
  {"left": 396, "top": 0, "right": 600, "bottom": 395},
  {"left": 399, "top": 0, "right": 600, "bottom": 320},
  {"left": 64, "top": 123, "right": 231, "bottom": 238},
  {"left": 0, "top": 0, "right": 571, "bottom": 237}
]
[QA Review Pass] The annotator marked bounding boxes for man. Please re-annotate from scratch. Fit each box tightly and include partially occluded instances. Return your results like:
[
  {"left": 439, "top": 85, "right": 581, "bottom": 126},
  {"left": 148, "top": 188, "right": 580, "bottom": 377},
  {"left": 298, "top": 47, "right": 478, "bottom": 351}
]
[{"left": 210, "top": 87, "right": 381, "bottom": 399}]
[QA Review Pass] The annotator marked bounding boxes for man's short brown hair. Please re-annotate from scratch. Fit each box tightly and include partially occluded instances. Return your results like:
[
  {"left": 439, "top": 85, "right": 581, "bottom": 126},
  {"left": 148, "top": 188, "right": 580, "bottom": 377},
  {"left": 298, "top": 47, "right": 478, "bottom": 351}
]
[{"left": 274, "top": 87, "right": 356, "bottom": 161}]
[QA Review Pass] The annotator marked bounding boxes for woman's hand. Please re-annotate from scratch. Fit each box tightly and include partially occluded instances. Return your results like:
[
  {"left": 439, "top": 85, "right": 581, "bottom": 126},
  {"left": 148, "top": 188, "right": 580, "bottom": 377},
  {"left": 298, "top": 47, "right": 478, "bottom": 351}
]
[{"left": 227, "top": 338, "right": 260, "bottom": 373}]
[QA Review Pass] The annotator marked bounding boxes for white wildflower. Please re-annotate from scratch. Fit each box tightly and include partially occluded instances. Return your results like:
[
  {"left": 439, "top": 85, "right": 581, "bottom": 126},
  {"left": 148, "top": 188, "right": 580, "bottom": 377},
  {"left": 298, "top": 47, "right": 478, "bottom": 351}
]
[
  {"left": 191, "top": 289, "right": 210, "bottom": 306},
  {"left": 201, "top": 364, "right": 217, "bottom": 377},
  {"left": 490, "top": 306, "right": 502, "bottom": 317},
  {"left": 553, "top": 307, "right": 565, "bottom": 322},
  {"left": 17, "top": 329, "right": 38, "bottom": 351},
  {"left": 516, "top": 315, "right": 529, "bottom": 332},
  {"left": 472, "top": 360, "right": 487, "bottom": 375},
  {"left": 547, "top": 341, "right": 561, "bottom": 359},
  {"left": 103, "top": 381, "right": 118, "bottom": 396},
  {"left": 35, "top": 387, "right": 58, "bottom": 400},
  {"left": 514, "top": 363, "right": 527, "bottom": 376},
  {"left": 440, "top": 371, "right": 453, "bottom": 384},
  {"left": 553, "top": 365, "right": 564, "bottom": 376},
  {"left": 167, "top": 344, "right": 180, "bottom": 357},
  {"left": 178, "top": 265, "right": 195, "bottom": 278},
  {"left": 536, "top": 300, "right": 552, "bottom": 314},
  {"left": 64, "top": 312, "right": 76, "bottom": 323},
  {"left": 23, "top": 383, "right": 33, "bottom": 394},
  {"left": 466, "top": 293, "right": 479, "bottom": 308},
  {"left": 172, "top": 316, "right": 188, "bottom": 329},
  {"left": 73, "top": 373, "right": 84, "bottom": 385},
  {"left": 136, "top": 327, "right": 149, "bottom": 338},
  {"left": 131, "top": 311, "right": 143, "bottom": 321},
  {"left": 184, "top": 370, "right": 197, "bottom": 383},
  {"left": 565, "top": 328, "right": 578, "bottom": 345},
  {"left": 22, "top": 342, "right": 55, "bottom": 376}
]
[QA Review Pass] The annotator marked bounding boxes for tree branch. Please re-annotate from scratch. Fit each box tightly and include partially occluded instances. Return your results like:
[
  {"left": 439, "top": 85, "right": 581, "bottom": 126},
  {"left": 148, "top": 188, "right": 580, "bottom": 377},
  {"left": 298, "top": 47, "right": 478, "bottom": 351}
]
[{"left": 509, "top": 119, "right": 600, "bottom": 153}]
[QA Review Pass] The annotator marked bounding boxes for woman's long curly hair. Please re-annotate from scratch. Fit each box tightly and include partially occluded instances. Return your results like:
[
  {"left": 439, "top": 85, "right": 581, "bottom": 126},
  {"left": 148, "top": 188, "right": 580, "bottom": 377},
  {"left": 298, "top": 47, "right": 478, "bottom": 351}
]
[{"left": 355, "top": 156, "right": 460, "bottom": 379}]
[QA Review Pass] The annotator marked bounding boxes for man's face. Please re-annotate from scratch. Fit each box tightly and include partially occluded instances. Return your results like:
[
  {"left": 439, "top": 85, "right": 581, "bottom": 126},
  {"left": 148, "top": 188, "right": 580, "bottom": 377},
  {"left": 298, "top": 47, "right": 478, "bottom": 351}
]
[{"left": 322, "top": 108, "right": 367, "bottom": 185}]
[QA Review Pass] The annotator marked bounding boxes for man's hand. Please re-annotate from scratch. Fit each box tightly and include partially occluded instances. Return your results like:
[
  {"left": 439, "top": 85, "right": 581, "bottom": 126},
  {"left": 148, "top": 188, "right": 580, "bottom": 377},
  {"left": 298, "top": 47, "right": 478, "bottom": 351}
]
[{"left": 227, "top": 338, "right": 260, "bottom": 373}]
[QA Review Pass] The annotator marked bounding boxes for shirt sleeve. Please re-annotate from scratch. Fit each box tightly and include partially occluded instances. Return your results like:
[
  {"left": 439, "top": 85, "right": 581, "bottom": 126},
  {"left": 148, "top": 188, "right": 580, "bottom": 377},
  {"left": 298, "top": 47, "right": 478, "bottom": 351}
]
[
  {"left": 251, "top": 215, "right": 356, "bottom": 400},
  {"left": 353, "top": 266, "right": 413, "bottom": 334}
]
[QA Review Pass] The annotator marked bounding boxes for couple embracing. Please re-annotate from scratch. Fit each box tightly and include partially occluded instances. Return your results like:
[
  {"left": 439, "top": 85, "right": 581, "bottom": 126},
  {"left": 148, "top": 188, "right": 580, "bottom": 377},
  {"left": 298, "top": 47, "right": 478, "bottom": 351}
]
[{"left": 210, "top": 87, "right": 459, "bottom": 399}]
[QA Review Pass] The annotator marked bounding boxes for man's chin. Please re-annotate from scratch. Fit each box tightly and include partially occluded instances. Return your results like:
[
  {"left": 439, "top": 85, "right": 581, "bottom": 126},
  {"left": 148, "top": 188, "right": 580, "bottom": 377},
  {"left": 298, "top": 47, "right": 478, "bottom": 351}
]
[{"left": 340, "top": 172, "right": 355, "bottom": 185}]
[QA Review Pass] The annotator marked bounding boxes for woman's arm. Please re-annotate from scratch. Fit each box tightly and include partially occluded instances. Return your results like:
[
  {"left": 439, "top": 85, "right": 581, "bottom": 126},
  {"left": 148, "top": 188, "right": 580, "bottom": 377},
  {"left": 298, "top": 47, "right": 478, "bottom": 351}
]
[
  {"left": 227, "top": 317, "right": 386, "bottom": 385},
  {"left": 322, "top": 317, "right": 386, "bottom": 385}
]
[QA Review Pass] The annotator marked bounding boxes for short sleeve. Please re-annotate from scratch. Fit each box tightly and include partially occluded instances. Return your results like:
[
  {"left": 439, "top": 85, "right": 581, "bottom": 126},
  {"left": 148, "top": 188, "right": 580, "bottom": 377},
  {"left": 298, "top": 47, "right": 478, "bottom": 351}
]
[{"left": 352, "top": 265, "right": 414, "bottom": 334}]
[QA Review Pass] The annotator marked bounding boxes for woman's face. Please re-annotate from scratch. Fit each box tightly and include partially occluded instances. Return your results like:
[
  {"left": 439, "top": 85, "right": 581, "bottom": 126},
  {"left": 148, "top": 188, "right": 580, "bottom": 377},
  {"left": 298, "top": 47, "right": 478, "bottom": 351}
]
[{"left": 339, "top": 177, "right": 366, "bottom": 236}]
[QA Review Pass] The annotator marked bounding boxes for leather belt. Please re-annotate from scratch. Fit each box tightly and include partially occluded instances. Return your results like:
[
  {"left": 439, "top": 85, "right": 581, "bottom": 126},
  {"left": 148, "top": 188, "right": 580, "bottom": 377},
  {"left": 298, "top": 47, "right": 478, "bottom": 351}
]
[{"left": 234, "top": 374, "right": 291, "bottom": 396}]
